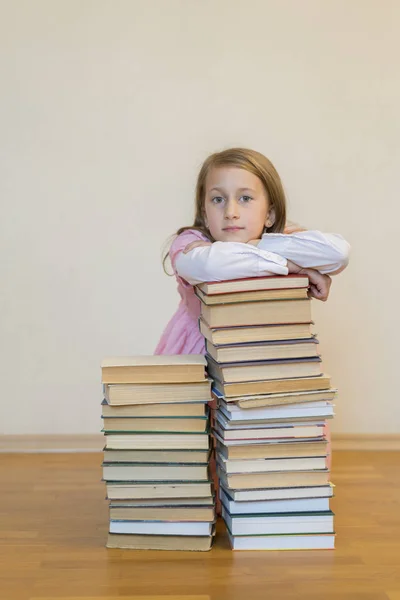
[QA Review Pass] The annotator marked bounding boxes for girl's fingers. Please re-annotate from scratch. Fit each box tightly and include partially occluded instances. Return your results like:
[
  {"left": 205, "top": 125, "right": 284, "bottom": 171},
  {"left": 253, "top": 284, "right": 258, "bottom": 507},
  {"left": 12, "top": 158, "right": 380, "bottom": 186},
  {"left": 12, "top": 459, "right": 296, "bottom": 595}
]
[
  {"left": 308, "top": 284, "right": 327, "bottom": 301},
  {"left": 306, "top": 271, "right": 331, "bottom": 302}
]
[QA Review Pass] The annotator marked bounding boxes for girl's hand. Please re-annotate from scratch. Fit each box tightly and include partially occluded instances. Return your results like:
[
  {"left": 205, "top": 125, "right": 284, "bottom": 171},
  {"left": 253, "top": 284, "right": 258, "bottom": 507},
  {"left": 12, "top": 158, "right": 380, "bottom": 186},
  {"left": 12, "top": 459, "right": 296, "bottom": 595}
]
[
  {"left": 183, "top": 241, "right": 212, "bottom": 254},
  {"left": 287, "top": 260, "right": 332, "bottom": 302},
  {"left": 305, "top": 270, "right": 332, "bottom": 302}
]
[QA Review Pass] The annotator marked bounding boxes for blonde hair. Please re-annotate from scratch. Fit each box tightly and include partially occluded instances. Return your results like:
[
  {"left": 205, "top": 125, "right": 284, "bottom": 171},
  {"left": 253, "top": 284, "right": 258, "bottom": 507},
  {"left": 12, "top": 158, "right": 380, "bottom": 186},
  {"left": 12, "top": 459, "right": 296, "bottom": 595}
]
[{"left": 163, "top": 147, "right": 287, "bottom": 272}]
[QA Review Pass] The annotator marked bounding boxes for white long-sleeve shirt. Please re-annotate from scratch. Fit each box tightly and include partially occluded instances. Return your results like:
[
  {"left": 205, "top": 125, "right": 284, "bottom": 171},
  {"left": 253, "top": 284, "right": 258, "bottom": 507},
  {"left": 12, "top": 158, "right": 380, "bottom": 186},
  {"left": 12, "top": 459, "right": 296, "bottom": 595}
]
[
  {"left": 175, "top": 231, "right": 350, "bottom": 286},
  {"left": 155, "top": 228, "right": 350, "bottom": 355}
]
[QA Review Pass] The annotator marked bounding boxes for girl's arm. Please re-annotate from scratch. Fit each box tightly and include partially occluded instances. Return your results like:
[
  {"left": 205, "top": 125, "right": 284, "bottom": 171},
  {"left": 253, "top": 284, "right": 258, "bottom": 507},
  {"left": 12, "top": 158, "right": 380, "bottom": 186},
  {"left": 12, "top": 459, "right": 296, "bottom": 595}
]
[
  {"left": 257, "top": 231, "right": 350, "bottom": 275},
  {"left": 174, "top": 240, "right": 289, "bottom": 286}
]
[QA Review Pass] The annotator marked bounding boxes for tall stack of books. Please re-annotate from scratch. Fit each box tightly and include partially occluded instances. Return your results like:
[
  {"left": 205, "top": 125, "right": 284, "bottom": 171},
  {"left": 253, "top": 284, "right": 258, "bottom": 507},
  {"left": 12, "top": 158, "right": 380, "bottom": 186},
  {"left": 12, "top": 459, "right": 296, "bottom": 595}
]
[
  {"left": 196, "top": 275, "right": 336, "bottom": 551},
  {"left": 101, "top": 355, "right": 215, "bottom": 551}
]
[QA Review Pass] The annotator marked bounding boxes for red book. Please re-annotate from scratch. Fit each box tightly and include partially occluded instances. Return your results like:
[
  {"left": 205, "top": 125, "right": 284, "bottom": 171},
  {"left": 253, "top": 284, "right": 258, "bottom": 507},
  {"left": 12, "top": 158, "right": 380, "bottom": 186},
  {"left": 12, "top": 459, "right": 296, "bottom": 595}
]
[{"left": 196, "top": 274, "right": 309, "bottom": 296}]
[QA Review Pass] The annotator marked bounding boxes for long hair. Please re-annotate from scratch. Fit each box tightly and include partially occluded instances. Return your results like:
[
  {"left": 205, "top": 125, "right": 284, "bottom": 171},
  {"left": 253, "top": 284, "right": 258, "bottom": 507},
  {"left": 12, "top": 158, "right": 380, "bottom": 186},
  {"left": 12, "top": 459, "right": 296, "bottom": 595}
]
[{"left": 163, "top": 148, "right": 287, "bottom": 273}]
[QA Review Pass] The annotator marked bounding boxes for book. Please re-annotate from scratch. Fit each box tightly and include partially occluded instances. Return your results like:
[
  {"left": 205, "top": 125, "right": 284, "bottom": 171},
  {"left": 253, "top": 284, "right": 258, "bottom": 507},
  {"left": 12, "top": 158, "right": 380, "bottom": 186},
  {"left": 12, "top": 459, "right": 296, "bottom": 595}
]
[
  {"left": 103, "top": 447, "right": 211, "bottom": 463},
  {"left": 201, "top": 299, "right": 312, "bottom": 328},
  {"left": 216, "top": 410, "right": 326, "bottom": 430},
  {"left": 102, "top": 416, "right": 208, "bottom": 433},
  {"left": 195, "top": 286, "right": 308, "bottom": 305},
  {"left": 236, "top": 389, "right": 337, "bottom": 408},
  {"left": 217, "top": 440, "right": 328, "bottom": 460},
  {"left": 222, "top": 484, "right": 334, "bottom": 502},
  {"left": 102, "top": 462, "right": 209, "bottom": 482},
  {"left": 212, "top": 386, "right": 337, "bottom": 407},
  {"left": 200, "top": 319, "right": 315, "bottom": 346},
  {"left": 109, "top": 504, "right": 215, "bottom": 522},
  {"left": 217, "top": 455, "right": 327, "bottom": 474},
  {"left": 101, "top": 355, "right": 207, "bottom": 384},
  {"left": 104, "top": 380, "right": 211, "bottom": 406},
  {"left": 216, "top": 414, "right": 328, "bottom": 429},
  {"left": 206, "top": 338, "right": 319, "bottom": 363},
  {"left": 212, "top": 374, "right": 332, "bottom": 398},
  {"left": 218, "top": 400, "right": 334, "bottom": 422},
  {"left": 197, "top": 274, "right": 309, "bottom": 295},
  {"left": 109, "top": 520, "right": 214, "bottom": 536},
  {"left": 219, "top": 489, "right": 331, "bottom": 514},
  {"left": 227, "top": 531, "right": 335, "bottom": 550},
  {"left": 106, "top": 481, "right": 213, "bottom": 500},
  {"left": 222, "top": 507, "right": 334, "bottom": 536},
  {"left": 100, "top": 353, "right": 216, "bottom": 551},
  {"left": 101, "top": 400, "right": 208, "bottom": 418},
  {"left": 104, "top": 432, "right": 210, "bottom": 450},
  {"left": 109, "top": 497, "right": 215, "bottom": 507},
  {"left": 106, "top": 532, "right": 214, "bottom": 551},
  {"left": 214, "top": 421, "right": 325, "bottom": 443},
  {"left": 206, "top": 355, "right": 322, "bottom": 384},
  {"left": 218, "top": 467, "right": 330, "bottom": 490}
]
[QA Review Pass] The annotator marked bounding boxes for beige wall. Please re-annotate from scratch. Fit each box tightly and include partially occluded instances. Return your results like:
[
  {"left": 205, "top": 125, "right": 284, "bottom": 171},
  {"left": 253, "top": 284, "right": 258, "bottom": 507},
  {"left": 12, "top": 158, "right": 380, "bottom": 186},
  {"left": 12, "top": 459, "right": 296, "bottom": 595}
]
[{"left": 1, "top": 0, "right": 399, "bottom": 435}]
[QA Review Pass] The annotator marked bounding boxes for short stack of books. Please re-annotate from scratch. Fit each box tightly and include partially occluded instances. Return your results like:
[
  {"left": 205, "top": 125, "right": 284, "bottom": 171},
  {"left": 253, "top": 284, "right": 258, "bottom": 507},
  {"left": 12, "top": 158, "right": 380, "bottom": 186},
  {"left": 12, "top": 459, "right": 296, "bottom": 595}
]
[
  {"left": 196, "top": 275, "right": 336, "bottom": 551},
  {"left": 101, "top": 355, "right": 215, "bottom": 551}
]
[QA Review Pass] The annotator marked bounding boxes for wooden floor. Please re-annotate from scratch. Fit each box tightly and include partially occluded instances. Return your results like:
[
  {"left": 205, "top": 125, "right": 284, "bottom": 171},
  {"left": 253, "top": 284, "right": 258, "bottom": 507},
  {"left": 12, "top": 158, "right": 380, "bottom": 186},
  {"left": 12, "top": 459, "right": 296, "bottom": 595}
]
[{"left": 1, "top": 452, "right": 400, "bottom": 600}]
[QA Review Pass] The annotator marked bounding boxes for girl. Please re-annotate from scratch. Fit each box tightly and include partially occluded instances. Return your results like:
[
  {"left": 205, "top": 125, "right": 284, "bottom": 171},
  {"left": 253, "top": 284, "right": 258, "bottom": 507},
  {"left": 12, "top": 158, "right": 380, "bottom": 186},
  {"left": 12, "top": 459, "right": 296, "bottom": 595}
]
[
  {"left": 155, "top": 147, "right": 350, "bottom": 484},
  {"left": 156, "top": 148, "right": 350, "bottom": 355}
]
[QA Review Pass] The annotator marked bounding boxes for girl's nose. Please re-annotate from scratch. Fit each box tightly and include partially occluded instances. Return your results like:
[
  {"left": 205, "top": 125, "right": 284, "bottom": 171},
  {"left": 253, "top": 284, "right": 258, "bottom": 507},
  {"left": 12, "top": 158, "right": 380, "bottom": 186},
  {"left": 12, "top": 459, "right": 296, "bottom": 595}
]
[{"left": 224, "top": 198, "right": 240, "bottom": 220}]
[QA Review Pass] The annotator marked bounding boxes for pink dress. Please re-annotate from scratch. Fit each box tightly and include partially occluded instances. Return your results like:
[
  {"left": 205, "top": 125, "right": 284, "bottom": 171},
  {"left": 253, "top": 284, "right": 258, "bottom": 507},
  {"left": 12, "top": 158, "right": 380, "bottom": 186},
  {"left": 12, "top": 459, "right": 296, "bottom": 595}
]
[{"left": 155, "top": 229, "right": 209, "bottom": 355}]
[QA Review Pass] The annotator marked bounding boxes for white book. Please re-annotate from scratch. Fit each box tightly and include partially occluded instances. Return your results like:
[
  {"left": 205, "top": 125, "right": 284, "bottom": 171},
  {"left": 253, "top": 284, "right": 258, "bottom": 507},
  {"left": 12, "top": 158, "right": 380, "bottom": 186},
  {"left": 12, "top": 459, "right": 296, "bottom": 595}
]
[
  {"left": 214, "top": 431, "right": 326, "bottom": 447},
  {"left": 227, "top": 531, "right": 335, "bottom": 550},
  {"left": 220, "top": 489, "right": 331, "bottom": 514},
  {"left": 220, "top": 401, "right": 334, "bottom": 421},
  {"left": 217, "top": 454, "right": 327, "bottom": 474},
  {"left": 222, "top": 507, "right": 334, "bottom": 535},
  {"left": 214, "top": 419, "right": 325, "bottom": 442},
  {"left": 109, "top": 520, "right": 213, "bottom": 536},
  {"left": 216, "top": 411, "right": 325, "bottom": 431},
  {"left": 222, "top": 484, "right": 334, "bottom": 502}
]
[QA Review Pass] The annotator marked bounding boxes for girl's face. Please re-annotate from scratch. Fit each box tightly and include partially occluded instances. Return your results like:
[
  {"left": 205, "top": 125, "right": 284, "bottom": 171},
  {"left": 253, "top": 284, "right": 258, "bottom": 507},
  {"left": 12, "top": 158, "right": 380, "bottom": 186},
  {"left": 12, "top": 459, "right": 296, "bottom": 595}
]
[{"left": 203, "top": 166, "right": 274, "bottom": 243}]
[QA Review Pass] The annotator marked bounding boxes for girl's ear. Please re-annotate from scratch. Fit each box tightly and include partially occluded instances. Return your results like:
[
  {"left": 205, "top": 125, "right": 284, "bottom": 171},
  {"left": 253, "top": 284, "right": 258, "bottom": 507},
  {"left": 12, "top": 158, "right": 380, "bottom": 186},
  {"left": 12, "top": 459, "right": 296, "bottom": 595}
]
[{"left": 265, "top": 207, "right": 276, "bottom": 228}]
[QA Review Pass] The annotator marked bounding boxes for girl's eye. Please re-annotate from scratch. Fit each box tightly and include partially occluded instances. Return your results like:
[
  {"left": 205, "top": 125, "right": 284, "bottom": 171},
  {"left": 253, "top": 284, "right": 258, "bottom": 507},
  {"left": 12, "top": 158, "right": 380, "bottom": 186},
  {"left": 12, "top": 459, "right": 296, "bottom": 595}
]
[
  {"left": 211, "top": 196, "right": 225, "bottom": 204},
  {"left": 240, "top": 195, "right": 253, "bottom": 203}
]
